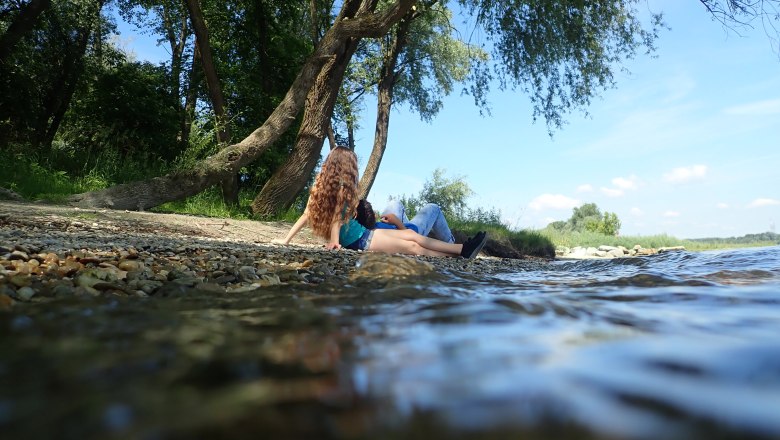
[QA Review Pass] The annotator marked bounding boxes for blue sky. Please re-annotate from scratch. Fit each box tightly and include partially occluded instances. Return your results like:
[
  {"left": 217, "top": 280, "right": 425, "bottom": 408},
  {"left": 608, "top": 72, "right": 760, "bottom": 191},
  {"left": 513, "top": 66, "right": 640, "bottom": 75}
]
[{"left": 114, "top": 1, "right": 779, "bottom": 239}]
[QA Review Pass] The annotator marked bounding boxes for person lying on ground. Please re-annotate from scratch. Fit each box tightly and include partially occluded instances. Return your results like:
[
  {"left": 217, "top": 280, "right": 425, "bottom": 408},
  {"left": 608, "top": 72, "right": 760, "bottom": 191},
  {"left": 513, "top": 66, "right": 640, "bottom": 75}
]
[
  {"left": 272, "top": 147, "right": 487, "bottom": 258},
  {"left": 379, "top": 199, "right": 456, "bottom": 243}
]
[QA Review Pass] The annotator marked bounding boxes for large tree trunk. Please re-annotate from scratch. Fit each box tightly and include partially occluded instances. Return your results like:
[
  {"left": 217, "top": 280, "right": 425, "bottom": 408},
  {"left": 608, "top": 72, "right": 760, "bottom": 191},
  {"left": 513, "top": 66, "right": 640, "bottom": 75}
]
[
  {"left": 249, "top": 0, "right": 377, "bottom": 217},
  {"left": 184, "top": 0, "right": 239, "bottom": 204},
  {"left": 358, "top": 13, "right": 413, "bottom": 199},
  {"left": 161, "top": 2, "right": 189, "bottom": 149},
  {"left": 39, "top": 0, "right": 103, "bottom": 150},
  {"left": 0, "top": 0, "right": 52, "bottom": 64},
  {"left": 66, "top": 0, "right": 416, "bottom": 211},
  {"left": 184, "top": 0, "right": 230, "bottom": 144},
  {"left": 181, "top": 43, "right": 202, "bottom": 146},
  {"left": 250, "top": 36, "right": 361, "bottom": 217}
]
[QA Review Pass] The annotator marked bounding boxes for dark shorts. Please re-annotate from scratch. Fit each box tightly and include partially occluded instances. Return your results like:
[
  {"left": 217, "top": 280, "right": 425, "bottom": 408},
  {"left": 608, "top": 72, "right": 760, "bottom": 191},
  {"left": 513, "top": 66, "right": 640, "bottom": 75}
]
[{"left": 345, "top": 229, "right": 374, "bottom": 250}]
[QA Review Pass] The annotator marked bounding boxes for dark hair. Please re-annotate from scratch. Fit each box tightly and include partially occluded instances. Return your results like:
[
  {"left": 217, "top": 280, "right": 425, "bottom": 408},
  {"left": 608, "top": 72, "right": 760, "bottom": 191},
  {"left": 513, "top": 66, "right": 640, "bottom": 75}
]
[{"left": 355, "top": 199, "right": 376, "bottom": 229}]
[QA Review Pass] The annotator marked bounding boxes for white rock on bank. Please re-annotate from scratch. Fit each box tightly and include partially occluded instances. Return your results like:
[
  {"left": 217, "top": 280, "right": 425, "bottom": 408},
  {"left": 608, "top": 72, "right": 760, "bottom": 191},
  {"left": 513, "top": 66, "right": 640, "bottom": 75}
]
[{"left": 556, "top": 244, "right": 684, "bottom": 260}]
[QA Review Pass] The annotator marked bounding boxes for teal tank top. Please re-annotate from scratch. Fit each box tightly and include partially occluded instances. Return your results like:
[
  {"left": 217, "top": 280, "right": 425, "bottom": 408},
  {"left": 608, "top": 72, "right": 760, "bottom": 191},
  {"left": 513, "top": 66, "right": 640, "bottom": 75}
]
[{"left": 339, "top": 218, "right": 366, "bottom": 247}]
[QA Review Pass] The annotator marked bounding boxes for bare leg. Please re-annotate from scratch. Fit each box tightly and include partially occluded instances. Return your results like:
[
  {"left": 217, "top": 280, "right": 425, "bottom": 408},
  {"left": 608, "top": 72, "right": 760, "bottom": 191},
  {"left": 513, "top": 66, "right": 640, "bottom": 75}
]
[{"left": 369, "top": 229, "right": 462, "bottom": 257}]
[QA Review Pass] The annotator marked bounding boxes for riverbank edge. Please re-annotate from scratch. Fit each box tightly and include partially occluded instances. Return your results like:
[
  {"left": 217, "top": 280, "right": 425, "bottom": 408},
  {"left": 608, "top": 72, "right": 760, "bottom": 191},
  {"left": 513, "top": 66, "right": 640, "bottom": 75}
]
[{"left": 1, "top": 201, "right": 554, "bottom": 306}]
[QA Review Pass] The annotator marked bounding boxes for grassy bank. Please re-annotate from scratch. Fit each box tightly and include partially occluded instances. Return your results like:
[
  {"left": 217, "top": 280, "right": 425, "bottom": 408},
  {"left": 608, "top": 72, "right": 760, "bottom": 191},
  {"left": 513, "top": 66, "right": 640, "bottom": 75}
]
[
  {"left": 3, "top": 152, "right": 776, "bottom": 256},
  {"left": 539, "top": 228, "right": 779, "bottom": 252}
]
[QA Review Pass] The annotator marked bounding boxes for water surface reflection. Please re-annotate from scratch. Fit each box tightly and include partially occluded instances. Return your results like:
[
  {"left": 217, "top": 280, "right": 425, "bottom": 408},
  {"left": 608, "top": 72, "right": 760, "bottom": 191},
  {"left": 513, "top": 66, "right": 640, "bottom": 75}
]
[{"left": 2, "top": 247, "right": 780, "bottom": 438}]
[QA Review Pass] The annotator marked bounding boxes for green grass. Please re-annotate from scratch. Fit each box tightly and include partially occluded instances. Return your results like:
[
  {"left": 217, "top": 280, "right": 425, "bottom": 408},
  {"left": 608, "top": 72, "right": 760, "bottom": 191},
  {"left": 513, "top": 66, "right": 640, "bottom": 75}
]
[
  {"left": 538, "top": 228, "right": 778, "bottom": 252},
  {"left": 153, "top": 186, "right": 255, "bottom": 219},
  {"left": 3, "top": 149, "right": 775, "bottom": 256},
  {"left": 0, "top": 150, "right": 167, "bottom": 202},
  {"left": 451, "top": 219, "right": 557, "bottom": 258},
  {"left": 0, "top": 153, "right": 102, "bottom": 201}
]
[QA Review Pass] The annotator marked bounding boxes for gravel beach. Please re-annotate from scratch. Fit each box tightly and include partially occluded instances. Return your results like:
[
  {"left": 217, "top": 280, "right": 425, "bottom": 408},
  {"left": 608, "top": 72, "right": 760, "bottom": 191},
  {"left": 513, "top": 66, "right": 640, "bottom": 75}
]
[{"left": 0, "top": 201, "right": 546, "bottom": 305}]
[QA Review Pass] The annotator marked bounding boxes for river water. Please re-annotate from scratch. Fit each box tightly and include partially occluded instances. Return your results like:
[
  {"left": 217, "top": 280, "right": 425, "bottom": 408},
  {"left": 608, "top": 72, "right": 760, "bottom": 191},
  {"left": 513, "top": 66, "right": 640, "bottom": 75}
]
[{"left": 2, "top": 246, "right": 780, "bottom": 439}]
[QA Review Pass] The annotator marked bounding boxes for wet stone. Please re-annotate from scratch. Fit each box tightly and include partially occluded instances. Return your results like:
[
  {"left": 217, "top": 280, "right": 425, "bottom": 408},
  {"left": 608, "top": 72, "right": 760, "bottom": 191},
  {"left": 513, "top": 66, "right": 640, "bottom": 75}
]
[
  {"left": 260, "top": 274, "right": 281, "bottom": 286},
  {"left": 74, "top": 285, "right": 100, "bottom": 297},
  {"left": 9, "top": 273, "right": 32, "bottom": 288},
  {"left": 171, "top": 277, "right": 201, "bottom": 287},
  {"left": 0, "top": 292, "right": 13, "bottom": 310},
  {"left": 15, "top": 286, "right": 36, "bottom": 301},
  {"left": 194, "top": 282, "right": 225, "bottom": 293},
  {"left": 129, "top": 280, "right": 163, "bottom": 294},
  {"left": 13, "top": 244, "right": 31, "bottom": 254},
  {"left": 92, "top": 282, "right": 132, "bottom": 294},
  {"left": 155, "top": 282, "right": 196, "bottom": 298},
  {"left": 0, "top": 283, "right": 16, "bottom": 297},
  {"left": 212, "top": 274, "right": 236, "bottom": 285},
  {"left": 49, "top": 282, "right": 76, "bottom": 298},
  {"left": 238, "top": 266, "right": 258, "bottom": 281},
  {"left": 9, "top": 250, "right": 29, "bottom": 261},
  {"left": 118, "top": 260, "right": 144, "bottom": 271}
]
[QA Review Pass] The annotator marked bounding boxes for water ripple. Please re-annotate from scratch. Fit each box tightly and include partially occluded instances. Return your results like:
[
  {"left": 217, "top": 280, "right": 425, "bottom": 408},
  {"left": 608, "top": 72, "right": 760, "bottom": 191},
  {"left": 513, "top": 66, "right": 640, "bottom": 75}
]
[{"left": 2, "top": 246, "right": 780, "bottom": 438}]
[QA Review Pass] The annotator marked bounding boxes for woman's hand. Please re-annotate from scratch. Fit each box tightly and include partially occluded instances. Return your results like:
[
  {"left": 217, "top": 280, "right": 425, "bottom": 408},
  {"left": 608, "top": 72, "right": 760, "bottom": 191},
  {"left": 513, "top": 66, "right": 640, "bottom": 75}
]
[
  {"left": 327, "top": 221, "right": 342, "bottom": 250},
  {"left": 275, "top": 212, "right": 308, "bottom": 245},
  {"left": 381, "top": 213, "right": 404, "bottom": 229}
]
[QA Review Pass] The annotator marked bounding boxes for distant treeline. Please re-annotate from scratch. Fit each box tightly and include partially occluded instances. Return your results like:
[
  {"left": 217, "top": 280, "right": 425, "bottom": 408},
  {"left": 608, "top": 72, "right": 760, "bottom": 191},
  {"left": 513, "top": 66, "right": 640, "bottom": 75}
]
[{"left": 687, "top": 232, "right": 780, "bottom": 244}]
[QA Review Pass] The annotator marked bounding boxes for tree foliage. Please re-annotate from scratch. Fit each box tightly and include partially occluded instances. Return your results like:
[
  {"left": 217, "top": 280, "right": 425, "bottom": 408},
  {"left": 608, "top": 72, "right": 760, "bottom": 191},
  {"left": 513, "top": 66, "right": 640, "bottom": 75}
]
[
  {"left": 0, "top": 0, "right": 108, "bottom": 150},
  {"left": 2, "top": 0, "right": 777, "bottom": 214},
  {"left": 59, "top": 57, "right": 181, "bottom": 161},
  {"left": 393, "top": 168, "right": 502, "bottom": 226},
  {"left": 418, "top": 167, "right": 474, "bottom": 215},
  {"left": 457, "top": 0, "right": 665, "bottom": 131},
  {"left": 548, "top": 202, "right": 621, "bottom": 236},
  {"left": 334, "top": 2, "right": 489, "bottom": 147}
]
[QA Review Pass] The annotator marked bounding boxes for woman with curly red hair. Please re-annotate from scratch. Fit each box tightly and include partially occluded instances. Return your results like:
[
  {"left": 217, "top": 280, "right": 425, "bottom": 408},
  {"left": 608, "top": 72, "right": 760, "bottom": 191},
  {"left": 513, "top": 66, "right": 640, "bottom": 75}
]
[{"left": 274, "top": 147, "right": 487, "bottom": 258}]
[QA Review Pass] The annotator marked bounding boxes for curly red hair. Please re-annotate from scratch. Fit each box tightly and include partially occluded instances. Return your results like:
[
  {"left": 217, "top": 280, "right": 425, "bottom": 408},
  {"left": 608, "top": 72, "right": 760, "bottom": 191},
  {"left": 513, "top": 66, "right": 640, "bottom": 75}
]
[{"left": 307, "top": 147, "right": 359, "bottom": 239}]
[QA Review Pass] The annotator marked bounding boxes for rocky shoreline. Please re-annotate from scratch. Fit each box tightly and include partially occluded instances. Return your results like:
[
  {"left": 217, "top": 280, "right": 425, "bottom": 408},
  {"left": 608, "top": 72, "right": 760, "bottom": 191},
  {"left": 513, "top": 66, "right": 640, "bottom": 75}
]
[
  {"left": 556, "top": 244, "right": 686, "bottom": 259},
  {"left": 0, "top": 201, "right": 548, "bottom": 307}
]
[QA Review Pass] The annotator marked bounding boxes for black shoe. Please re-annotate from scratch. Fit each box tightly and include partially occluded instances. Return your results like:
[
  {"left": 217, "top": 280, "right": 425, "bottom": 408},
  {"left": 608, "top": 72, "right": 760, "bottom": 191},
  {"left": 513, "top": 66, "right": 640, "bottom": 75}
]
[{"left": 461, "top": 231, "right": 487, "bottom": 259}]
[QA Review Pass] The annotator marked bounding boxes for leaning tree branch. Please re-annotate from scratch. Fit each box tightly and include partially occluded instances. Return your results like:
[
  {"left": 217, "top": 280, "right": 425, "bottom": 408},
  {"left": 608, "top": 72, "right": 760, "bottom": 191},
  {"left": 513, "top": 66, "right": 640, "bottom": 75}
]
[{"left": 66, "top": 0, "right": 417, "bottom": 210}]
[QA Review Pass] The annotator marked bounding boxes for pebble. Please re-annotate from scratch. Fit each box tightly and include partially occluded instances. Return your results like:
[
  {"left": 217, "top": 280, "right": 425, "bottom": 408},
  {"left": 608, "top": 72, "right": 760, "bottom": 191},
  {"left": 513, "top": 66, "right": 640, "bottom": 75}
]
[{"left": 16, "top": 286, "right": 36, "bottom": 301}]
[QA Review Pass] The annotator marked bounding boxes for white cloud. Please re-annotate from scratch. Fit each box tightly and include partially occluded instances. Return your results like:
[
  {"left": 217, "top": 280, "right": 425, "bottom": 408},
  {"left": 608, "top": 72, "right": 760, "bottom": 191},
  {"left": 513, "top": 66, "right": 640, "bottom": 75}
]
[
  {"left": 723, "top": 99, "right": 780, "bottom": 116},
  {"left": 576, "top": 184, "right": 594, "bottom": 193},
  {"left": 600, "top": 187, "right": 624, "bottom": 197},
  {"left": 528, "top": 194, "right": 580, "bottom": 211},
  {"left": 663, "top": 164, "right": 708, "bottom": 184},
  {"left": 716, "top": 202, "right": 729, "bottom": 209},
  {"left": 663, "top": 211, "right": 680, "bottom": 218},
  {"left": 630, "top": 207, "right": 643, "bottom": 216},
  {"left": 747, "top": 198, "right": 780, "bottom": 208},
  {"left": 612, "top": 175, "right": 639, "bottom": 190}
]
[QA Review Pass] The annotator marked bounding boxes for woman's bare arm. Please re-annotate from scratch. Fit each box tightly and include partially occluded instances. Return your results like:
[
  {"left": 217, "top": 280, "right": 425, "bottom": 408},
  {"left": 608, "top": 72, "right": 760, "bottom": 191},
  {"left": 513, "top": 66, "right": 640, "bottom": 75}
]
[
  {"left": 325, "top": 221, "right": 342, "bottom": 249},
  {"left": 272, "top": 211, "right": 309, "bottom": 244}
]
